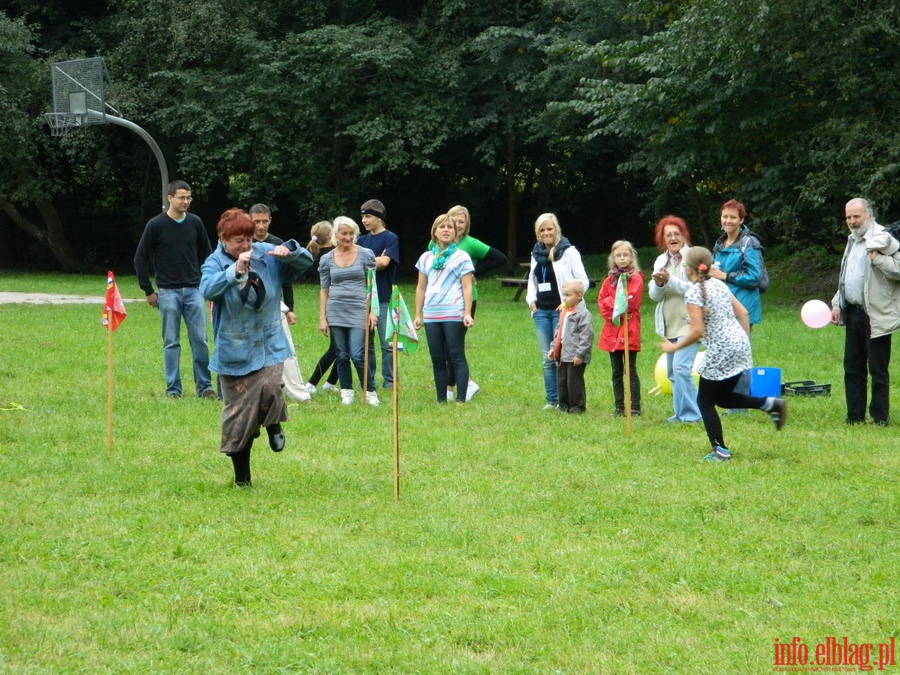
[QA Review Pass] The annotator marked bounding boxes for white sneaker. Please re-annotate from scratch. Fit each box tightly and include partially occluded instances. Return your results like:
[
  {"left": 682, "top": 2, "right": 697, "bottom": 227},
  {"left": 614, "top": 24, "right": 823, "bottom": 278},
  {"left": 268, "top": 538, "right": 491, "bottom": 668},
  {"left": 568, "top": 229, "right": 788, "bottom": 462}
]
[
  {"left": 304, "top": 382, "right": 317, "bottom": 394},
  {"left": 446, "top": 391, "right": 455, "bottom": 402},
  {"left": 465, "top": 380, "right": 480, "bottom": 402},
  {"left": 322, "top": 382, "right": 338, "bottom": 392},
  {"left": 366, "top": 391, "right": 380, "bottom": 406},
  {"left": 340, "top": 389, "right": 355, "bottom": 405}
]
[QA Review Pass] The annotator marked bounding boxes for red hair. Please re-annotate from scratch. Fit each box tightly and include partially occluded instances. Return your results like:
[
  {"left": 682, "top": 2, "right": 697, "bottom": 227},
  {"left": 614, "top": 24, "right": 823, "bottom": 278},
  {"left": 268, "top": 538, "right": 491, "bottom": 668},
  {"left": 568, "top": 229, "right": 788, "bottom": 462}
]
[
  {"left": 653, "top": 215, "right": 691, "bottom": 250},
  {"left": 721, "top": 199, "right": 746, "bottom": 220},
  {"left": 216, "top": 208, "right": 254, "bottom": 240}
]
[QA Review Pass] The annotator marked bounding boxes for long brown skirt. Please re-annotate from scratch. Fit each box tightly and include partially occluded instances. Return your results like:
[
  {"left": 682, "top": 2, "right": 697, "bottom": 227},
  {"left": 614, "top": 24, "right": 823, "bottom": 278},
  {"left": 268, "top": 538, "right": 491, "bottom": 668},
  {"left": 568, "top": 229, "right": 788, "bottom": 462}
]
[{"left": 219, "top": 364, "right": 288, "bottom": 455}]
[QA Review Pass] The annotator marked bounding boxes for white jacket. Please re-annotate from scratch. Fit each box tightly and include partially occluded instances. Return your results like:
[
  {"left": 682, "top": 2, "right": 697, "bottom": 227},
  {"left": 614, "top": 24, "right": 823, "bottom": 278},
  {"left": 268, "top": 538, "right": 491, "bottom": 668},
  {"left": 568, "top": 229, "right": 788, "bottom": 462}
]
[
  {"left": 648, "top": 245, "right": 694, "bottom": 339},
  {"left": 525, "top": 245, "right": 589, "bottom": 309}
]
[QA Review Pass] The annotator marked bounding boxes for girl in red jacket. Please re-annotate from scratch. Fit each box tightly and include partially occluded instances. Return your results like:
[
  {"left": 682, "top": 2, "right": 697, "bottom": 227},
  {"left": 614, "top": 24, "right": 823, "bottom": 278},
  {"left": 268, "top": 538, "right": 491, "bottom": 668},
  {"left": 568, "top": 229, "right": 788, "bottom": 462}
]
[{"left": 598, "top": 240, "right": 644, "bottom": 415}]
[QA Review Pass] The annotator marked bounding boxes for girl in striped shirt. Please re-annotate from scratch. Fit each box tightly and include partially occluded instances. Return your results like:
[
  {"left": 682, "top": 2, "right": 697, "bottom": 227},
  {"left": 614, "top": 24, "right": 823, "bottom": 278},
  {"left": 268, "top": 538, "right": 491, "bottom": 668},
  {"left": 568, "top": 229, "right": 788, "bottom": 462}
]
[{"left": 414, "top": 213, "right": 475, "bottom": 403}]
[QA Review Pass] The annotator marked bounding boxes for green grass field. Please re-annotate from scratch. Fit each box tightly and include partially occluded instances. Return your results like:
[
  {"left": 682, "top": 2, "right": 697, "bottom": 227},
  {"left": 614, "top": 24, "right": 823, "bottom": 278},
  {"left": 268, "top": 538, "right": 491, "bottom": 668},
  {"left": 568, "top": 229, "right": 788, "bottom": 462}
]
[{"left": 0, "top": 270, "right": 896, "bottom": 673}]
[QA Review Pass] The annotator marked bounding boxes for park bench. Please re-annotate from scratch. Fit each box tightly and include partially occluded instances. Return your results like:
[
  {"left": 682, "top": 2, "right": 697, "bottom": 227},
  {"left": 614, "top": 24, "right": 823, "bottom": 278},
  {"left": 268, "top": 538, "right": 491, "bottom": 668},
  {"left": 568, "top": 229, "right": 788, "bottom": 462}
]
[{"left": 498, "top": 264, "right": 602, "bottom": 301}]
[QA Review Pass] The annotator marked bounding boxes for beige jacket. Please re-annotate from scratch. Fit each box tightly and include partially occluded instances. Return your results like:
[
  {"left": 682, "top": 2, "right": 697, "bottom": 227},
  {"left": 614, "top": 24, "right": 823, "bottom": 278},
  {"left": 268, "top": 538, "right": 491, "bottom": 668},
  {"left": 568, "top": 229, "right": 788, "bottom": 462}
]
[{"left": 832, "top": 225, "right": 900, "bottom": 338}]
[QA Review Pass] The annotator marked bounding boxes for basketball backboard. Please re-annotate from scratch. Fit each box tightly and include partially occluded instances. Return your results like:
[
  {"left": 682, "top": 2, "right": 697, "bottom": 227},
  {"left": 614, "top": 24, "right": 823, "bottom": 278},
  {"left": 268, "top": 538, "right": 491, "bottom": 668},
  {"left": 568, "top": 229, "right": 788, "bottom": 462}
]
[{"left": 46, "top": 57, "right": 119, "bottom": 135}]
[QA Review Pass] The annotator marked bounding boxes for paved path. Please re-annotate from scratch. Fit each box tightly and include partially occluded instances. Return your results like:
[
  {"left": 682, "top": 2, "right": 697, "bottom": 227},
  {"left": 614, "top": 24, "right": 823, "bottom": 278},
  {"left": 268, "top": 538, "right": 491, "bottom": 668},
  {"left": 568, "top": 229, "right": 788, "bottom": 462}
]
[{"left": 0, "top": 292, "right": 141, "bottom": 305}]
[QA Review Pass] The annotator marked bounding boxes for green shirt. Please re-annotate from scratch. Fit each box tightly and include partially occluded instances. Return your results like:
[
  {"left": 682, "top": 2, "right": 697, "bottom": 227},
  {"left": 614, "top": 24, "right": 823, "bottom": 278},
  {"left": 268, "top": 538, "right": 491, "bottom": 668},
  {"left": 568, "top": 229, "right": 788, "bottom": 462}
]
[{"left": 456, "top": 235, "right": 491, "bottom": 301}]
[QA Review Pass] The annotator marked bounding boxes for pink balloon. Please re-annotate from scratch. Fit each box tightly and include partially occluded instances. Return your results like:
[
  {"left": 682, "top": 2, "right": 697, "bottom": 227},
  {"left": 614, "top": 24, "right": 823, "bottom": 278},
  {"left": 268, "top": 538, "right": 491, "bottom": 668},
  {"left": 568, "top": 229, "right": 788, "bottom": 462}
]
[{"left": 800, "top": 299, "right": 832, "bottom": 329}]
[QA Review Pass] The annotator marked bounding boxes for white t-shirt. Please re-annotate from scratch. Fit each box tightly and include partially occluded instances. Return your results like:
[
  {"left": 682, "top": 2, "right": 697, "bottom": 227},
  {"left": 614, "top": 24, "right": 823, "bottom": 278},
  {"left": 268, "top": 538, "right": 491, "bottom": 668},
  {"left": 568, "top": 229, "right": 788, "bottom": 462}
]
[{"left": 685, "top": 278, "right": 753, "bottom": 380}]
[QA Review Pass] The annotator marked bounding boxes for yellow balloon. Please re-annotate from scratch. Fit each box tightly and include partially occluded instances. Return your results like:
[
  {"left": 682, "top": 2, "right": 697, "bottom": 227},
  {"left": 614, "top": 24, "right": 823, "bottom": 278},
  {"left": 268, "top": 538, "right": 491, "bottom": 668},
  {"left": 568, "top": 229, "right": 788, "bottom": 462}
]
[
  {"left": 654, "top": 354, "right": 672, "bottom": 395},
  {"left": 654, "top": 350, "right": 704, "bottom": 395}
]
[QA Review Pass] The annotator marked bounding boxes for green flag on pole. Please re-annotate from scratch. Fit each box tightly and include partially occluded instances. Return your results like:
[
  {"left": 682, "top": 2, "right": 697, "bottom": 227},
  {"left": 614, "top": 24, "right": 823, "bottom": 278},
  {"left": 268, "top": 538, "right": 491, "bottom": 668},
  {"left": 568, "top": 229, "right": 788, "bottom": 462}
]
[
  {"left": 384, "top": 285, "right": 418, "bottom": 354},
  {"left": 612, "top": 273, "right": 628, "bottom": 326},
  {"left": 367, "top": 268, "right": 380, "bottom": 317}
]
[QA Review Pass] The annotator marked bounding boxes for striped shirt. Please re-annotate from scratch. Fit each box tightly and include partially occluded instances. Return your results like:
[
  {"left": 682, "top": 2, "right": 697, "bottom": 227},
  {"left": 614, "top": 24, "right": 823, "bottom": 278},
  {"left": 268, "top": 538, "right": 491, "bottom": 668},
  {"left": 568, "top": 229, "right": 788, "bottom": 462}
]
[{"left": 415, "top": 248, "right": 475, "bottom": 322}]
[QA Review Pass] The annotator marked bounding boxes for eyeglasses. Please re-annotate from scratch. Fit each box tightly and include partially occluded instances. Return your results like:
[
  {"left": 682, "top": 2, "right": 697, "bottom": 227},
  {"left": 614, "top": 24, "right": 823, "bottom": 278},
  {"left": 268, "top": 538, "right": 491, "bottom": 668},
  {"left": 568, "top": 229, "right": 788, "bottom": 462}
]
[{"left": 173, "top": 196, "right": 193, "bottom": 202}]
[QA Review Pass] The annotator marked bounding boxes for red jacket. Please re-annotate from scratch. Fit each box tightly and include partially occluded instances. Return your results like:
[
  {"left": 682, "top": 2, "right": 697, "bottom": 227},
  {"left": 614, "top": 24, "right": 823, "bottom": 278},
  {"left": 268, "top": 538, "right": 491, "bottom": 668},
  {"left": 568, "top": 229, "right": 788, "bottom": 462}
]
[{"left": 597, "top": 271, "right": 643, "bottom": 352}]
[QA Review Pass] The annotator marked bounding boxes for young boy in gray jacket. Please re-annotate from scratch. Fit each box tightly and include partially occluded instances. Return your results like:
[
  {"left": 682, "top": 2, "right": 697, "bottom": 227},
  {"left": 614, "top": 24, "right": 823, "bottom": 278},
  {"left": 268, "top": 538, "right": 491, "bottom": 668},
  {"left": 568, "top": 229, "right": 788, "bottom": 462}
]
[{"left": 548, "top": 280, "right": 595, "bottom": 413}]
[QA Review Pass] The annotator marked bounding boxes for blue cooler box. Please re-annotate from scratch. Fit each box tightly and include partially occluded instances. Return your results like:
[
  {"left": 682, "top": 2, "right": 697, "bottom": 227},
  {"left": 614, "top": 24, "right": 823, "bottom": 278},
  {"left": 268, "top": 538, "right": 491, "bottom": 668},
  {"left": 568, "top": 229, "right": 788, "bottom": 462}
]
[{"left": 750, "top": 367, "right": 781, "bottom": 397}]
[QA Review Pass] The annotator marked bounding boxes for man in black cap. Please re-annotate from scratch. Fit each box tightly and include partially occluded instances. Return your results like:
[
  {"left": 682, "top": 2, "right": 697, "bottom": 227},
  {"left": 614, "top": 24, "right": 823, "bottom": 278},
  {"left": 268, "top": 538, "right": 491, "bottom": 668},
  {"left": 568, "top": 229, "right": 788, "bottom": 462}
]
[{"left": 357, "top": 198, "right": 400, "bottom": 389}]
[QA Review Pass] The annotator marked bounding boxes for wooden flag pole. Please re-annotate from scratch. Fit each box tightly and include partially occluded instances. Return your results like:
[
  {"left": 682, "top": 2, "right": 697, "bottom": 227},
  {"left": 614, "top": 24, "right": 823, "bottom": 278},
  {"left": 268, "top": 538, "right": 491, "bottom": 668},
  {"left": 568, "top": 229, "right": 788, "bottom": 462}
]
[
  {"left": 106, "top": 307, "right": 114, "bottom": 455},
  {"left": 392, "top": 332, "right": 400, "bottom": 502},
  {"left": 363, "top": 305, "right": 371, "bottom": 406},
  {"left": 623, "top": 308, "right": 632, "bottom": 436}
]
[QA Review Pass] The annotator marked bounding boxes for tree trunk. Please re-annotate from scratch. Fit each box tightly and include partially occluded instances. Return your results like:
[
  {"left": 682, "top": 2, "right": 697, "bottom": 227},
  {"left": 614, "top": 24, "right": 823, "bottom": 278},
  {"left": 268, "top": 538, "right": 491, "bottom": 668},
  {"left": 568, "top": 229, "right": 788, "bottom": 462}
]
[
  {"left": 505, "top": 132, "right": 517, "bottom": 272},
  {"left": 0, "top": 196, "right": 78, "bottom": 271},
  {"left": 684, "top": 176, "right": 713, "bottom": 247}
]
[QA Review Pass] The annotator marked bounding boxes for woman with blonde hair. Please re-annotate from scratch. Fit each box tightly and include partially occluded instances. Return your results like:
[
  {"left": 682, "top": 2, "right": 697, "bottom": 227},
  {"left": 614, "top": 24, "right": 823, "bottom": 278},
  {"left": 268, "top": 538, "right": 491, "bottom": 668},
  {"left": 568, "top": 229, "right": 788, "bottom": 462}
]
[
  {"left": 525, "top": 213, "right": 589, "bottom": 409},
  {"left": 304, "top": 221, "right": 340, "bottom": 394},
  {"left": 414, "top": 213, "right": 475, "bottom": 403},
  {"left": 444, "top": 204, "right": 507, "bottom": 401},
  {"left": 318, "top": 216, "right": 379, "bottom": 405}
]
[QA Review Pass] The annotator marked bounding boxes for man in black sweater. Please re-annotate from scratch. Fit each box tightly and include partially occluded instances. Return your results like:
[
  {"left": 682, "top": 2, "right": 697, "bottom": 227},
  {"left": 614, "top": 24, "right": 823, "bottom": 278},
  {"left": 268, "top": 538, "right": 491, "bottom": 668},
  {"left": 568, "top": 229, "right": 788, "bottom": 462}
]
[{"left": 134, "top": 180, "right": 215, "bottom": 399}]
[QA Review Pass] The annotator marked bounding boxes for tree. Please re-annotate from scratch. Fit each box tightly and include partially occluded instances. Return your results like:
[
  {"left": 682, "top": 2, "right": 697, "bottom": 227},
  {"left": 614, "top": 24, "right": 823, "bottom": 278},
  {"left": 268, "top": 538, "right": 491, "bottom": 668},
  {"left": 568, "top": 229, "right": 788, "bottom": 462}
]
[
  {"left": 564, "top": 0, "right": 900, "bottom": 247},
  {"left": 0, "top": 12, "right": 78, "bottom": 271}
]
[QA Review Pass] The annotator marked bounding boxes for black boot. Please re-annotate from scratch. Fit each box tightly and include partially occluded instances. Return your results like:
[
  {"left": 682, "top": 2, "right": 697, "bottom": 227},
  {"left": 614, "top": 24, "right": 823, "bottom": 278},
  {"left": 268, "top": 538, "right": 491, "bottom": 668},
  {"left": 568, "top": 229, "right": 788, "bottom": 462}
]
[
  {"left": 266, "top": 423, "right": 285, "bottom": 452},
  {"left": 230, "top": 442, "right": 252, "bottom": 487}
]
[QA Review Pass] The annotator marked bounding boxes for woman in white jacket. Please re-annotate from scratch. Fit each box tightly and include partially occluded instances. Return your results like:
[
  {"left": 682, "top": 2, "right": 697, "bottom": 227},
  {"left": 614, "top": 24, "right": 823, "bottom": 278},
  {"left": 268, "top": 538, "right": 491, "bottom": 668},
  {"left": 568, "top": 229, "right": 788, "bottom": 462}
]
[
  {"left": 649, "top": 215, "right": 702, "bottom": 423},
  {"left": 526, "top": 213, "right": 589, "bottom": 409}
]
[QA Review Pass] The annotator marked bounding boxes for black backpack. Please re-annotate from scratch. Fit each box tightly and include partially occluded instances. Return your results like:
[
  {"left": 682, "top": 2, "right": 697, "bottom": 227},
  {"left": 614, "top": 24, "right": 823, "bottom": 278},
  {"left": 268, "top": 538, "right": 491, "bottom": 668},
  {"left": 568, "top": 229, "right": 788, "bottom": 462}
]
[{"left": 884, "top": 220, "right": 900, "bottom": 240}]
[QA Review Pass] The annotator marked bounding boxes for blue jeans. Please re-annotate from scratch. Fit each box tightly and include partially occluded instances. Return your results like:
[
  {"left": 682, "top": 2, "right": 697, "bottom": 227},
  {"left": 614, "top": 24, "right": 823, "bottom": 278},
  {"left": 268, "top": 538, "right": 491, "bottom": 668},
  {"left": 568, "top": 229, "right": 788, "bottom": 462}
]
[
  {"left": 375, "top": 302, "right": 394, "bottom": 388},
  {"left": 157, "top": 287, "right": 212, "bottom": 397},
  {"left": 424, "top": 322, "right": 469, "bottom": 402},
  {"left": 533, "top": 308, "right": 560, "bottom": 404},
  {"left": 667, "top": 337, "right": 701, "bottom": 422},
  {"left": 331, "top": 325, "right": 376, "bottom": 392}
]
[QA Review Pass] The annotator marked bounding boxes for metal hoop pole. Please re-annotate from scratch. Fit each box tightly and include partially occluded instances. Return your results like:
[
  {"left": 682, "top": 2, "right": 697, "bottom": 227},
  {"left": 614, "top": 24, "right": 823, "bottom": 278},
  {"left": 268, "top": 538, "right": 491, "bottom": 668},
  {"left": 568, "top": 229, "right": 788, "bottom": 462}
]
[{"left": 92, "top": 111, "right": 169, "bottom": 210}]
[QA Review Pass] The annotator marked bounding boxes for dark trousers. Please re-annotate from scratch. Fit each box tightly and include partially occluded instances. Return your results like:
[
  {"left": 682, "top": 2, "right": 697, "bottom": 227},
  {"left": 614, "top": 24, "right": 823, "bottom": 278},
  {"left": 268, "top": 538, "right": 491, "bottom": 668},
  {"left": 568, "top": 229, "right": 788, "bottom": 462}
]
[
  {"left": 558, "top": 362, "right": 587, "bottom": 413},
  {"left": 424, "top": 321, "right": 469, "bottom": 402},
  {"left": 229, "top": 442, "right": 252, "bottom": 486},
  {"left": 697, "top": 374, "right": 767, "bottom": 448},
  {"left": 307, "top": 336, "right": 339, "bottom": 387},
  {"left": 447, "top": 300, "right": 476, "bottom": 388},
  {"left": 843, "top": 304, "right": 892, "bottom": 423},
  {"left": 609, "top": 350, "right": 641, "bottom": 411}
]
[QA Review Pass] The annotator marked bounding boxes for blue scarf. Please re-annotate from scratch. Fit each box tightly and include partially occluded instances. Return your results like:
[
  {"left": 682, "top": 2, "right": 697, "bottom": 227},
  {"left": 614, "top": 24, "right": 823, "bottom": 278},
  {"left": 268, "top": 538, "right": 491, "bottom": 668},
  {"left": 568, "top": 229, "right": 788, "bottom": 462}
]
[{"left": 429, "top": 242, "right": 458, "bottom": 270}]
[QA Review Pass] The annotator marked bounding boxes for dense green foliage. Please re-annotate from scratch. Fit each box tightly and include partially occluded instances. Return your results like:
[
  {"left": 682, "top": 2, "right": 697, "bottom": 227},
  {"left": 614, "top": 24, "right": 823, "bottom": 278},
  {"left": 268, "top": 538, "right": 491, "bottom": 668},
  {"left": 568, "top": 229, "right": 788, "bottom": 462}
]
[
  {"left": 0, "top": 273, "right": 896, "bottom": 672},
  {"left": 2, "top": 0, "right": 899, "bottom": 272}
]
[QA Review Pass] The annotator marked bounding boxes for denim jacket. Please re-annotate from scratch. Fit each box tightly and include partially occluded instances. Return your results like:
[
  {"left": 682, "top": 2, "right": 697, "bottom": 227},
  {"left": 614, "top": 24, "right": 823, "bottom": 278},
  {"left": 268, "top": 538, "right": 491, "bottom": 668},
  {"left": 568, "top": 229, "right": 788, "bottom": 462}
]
[{"left": 200, "top": 240, "right": 313, "bottom": 376}]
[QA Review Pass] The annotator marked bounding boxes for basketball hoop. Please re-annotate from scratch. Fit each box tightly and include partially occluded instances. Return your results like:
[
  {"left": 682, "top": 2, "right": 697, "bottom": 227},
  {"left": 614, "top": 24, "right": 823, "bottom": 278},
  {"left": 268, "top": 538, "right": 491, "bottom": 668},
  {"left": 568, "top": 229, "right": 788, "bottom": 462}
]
[
  {"left": 45, "top": 56, "right": 170, "bottom": 209},
  {"left": 45, "top": 112, "right": 75, "bottom": 137}
]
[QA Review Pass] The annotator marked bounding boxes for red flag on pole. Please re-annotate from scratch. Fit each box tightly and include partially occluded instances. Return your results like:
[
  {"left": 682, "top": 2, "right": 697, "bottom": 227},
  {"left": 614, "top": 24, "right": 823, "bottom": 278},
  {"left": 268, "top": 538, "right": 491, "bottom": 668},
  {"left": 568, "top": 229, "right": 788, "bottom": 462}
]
[{"left": 103, "top": 271, "right": 127, "bottom": 331}]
